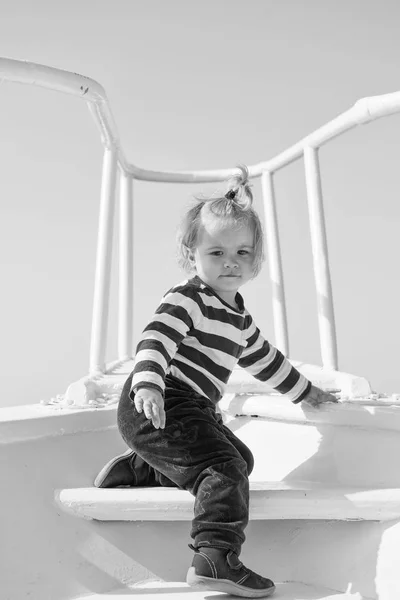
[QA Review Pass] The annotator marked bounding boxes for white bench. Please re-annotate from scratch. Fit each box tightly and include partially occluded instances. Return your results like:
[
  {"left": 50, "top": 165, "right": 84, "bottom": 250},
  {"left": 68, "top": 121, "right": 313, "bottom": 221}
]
[{"left": 55, "top": 480, "right": 400, "bottom": 522}]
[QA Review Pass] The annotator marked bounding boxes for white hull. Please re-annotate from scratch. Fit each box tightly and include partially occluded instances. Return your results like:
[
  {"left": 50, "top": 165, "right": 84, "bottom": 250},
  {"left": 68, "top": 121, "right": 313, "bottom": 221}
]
[{"left": 3, "top": 362, "right": 400, "bottom": 600}]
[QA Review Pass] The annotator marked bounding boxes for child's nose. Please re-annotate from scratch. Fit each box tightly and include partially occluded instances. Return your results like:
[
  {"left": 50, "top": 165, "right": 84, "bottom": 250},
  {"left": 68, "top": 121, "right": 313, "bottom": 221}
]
[{"left": 224, "top": 257, "right": 239, "bottom": 268}]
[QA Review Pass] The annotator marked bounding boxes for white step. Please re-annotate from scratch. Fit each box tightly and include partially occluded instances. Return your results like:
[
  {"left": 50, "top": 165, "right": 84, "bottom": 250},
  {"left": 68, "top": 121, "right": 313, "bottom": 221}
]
[
  {"left": 55, "top": 480, "right": 400, "bottom": 522},
  {"left": 78, "top": 580, "right": 367, "bottom": 599}
]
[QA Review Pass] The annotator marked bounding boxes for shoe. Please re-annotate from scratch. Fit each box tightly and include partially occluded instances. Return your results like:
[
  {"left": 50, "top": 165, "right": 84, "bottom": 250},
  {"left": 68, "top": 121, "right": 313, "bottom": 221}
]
[
  {"left": 186, "top": 546, "right": 275, "bottom": 598},
  {"left": 94, "top": 449, "right": 137, "bottom": 488}
]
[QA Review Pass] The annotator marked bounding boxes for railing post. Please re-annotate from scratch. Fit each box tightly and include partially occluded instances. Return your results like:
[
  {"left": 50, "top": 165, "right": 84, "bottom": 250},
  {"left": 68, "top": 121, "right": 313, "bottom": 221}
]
[
  {"left": 261, "top": 171, "right": 289, "bottom": 356},
  {"left": 118, "top": 171, "right": 134, "bottom": 360},
  {"left": 89, "top": 147, "right": 118, "bottom": 374},
  {"left": 303, "top": 146, "right": 338, "bottom": 370}
]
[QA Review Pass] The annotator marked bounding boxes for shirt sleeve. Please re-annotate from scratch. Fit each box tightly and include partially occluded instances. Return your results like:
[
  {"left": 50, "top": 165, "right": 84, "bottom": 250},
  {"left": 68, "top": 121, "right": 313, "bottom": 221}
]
[
  {"left": 130, "top": 287, "right": 199, "bottom": 398},
  {"left": 238, "top": 316, "right": 311, "bottom": 403}
]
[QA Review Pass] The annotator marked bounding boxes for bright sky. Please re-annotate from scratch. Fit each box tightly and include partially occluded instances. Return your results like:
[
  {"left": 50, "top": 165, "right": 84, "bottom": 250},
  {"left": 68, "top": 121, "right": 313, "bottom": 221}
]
[{"left": 1, "top": 0, "right": 400, "bottom": 407}]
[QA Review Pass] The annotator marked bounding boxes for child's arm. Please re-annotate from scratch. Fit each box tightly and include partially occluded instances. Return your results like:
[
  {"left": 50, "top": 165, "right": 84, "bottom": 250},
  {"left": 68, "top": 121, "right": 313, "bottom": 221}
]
[
  {"left": 130, "top": 284, "right": 199, "bottom": 406},
  {"left": 238, "top": 317, "right": 336, "bottom": 405}
]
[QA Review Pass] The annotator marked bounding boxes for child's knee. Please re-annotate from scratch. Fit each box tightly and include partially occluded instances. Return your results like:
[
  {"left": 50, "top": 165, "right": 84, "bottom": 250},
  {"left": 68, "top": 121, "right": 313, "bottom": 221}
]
[
  {"left": 204, "top": 456, "right": 249, "bottom": 487},
  {"left": 245, "top": 451, "right": 254, "bottom": 476}
]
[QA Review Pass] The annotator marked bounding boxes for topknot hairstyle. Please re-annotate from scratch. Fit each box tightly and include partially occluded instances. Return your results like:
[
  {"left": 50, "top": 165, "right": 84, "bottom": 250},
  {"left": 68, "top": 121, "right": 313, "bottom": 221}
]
[
  {"left": 177, "top": 164, "right": 265, "bottom": 277},
  {"left": 223, "top": 164, "right": 253, "bottom": 209}
]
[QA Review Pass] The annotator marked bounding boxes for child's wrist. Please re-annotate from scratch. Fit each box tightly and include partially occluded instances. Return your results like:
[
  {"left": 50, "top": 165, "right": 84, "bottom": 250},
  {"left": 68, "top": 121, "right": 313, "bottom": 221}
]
[{"left": 133, "top": 384, "right": 163, "bottom": 396}]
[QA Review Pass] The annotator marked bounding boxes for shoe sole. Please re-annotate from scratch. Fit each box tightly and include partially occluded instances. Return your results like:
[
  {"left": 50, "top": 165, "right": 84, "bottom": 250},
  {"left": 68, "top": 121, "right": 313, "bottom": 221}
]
[
  {"left": 186, "top": 567, "right": 275, "bottom": 598},
  {"left": 94, "top": 449, "right": 135, "bottom": 488}
]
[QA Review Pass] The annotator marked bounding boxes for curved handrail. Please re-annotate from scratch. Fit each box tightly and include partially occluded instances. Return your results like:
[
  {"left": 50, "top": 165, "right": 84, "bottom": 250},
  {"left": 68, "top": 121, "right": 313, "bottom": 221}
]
[
  {"left": 0, "top": 57, "right": 122, "bottom": 155},
  {"left": 2, "top": 56, "right": 400, "bottom": 378},
  {"left": 2, "top": 57, "right": 400, "bottom": 181}
]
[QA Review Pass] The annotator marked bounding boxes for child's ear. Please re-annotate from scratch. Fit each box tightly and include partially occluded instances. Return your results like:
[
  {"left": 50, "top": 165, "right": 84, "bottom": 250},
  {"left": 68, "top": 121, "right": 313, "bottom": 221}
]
[{"left": 187, "top": 248, "right": 195, "bottom": 265}]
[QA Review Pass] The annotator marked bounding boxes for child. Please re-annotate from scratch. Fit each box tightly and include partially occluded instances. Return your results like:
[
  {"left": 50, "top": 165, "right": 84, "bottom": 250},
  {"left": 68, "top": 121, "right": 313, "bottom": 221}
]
[{"left": 94, "top": 166, "right": 338, "bottom": 598}]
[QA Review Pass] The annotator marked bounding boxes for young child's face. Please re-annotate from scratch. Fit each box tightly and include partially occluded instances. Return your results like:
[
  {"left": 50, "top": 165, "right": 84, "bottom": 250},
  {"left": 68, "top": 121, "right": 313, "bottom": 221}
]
[{"left": 190, "top": 217, "right": 255, "bottom": 305}]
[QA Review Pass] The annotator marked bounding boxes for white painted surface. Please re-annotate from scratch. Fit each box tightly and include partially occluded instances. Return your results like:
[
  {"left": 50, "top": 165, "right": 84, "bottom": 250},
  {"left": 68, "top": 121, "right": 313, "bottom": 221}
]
[
  {"left": 3, "top": 369, "right": 400, "bottom": 451},
  {"left": 79, "top": 580, "right": 368, "bottom": 600},
  {"left": 89, "top": 147, "right": 118, "bottom": 374},
  {"left": 228, "top": 410, "right": 400, "bottom": 488},
  {"left": 304, "top": 145, "right": 338, "bottom": 371},
  {"left": 4, "top": 386, "right": 400, "bottom": 447},
  {"left": 118, "top": 171, "right": 134, "bottom": 361},
  {"left": 376, "top": 520, "right": 400, "bottom": 598},
  {"left": 261, "top": 171, "right": 289, "bottom": 356},
  {"left": 0, "top": 397, "right": 390, "bottom": 598},
  {"left": 0, "top": 423, "right": 392, "bottom": 600},
  {"left": 3, "top": 358, "right": 391, "bottom": 445},
  {"left": 61, "top": 358, "right": 375, "bottom": 409},
  {"left": 55, "top": 483, "right": 400, "bottom": 522},
  {"left": 0, "top": 401, "right": 118, "bottom": 443},
  {"left": 221, "top": 394, "right": 400, "bottom": 433}
]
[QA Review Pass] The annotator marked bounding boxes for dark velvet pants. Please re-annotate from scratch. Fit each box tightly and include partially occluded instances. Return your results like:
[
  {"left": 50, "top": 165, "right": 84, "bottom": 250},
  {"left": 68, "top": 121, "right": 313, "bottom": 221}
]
[{"left": 117, "top": 373, "right": 254, "bottom": 555}]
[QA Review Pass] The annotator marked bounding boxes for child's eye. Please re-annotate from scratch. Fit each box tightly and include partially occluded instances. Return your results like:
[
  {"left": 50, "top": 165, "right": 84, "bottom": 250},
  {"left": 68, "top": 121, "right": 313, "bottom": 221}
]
[
  {"left": 210, "top": 251, "right": 223, "bottom": 256},
  {"left": 238, "top": 250, "right": 250, "bottom": 255}
]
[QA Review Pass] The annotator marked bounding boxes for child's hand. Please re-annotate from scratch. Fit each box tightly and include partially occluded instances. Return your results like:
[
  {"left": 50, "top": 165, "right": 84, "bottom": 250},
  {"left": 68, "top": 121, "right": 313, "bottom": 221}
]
[
  {"left": 134, "top": 387, "right": 166, "bottom": 429},
  {"left": 302, "top": 384, "right": 339, "bottom": 408}
]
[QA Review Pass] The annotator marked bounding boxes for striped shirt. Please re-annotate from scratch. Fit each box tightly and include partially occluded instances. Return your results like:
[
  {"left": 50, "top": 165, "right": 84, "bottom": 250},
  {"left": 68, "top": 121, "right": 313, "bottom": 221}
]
[{"left": 130, "top": 276, "right": 311, "bottom": 404}]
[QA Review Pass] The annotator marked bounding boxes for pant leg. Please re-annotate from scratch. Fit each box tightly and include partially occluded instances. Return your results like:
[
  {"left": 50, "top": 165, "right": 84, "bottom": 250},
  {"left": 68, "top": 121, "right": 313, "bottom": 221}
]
[
  {"left": 214, "top": 411, "right": 254, "bottom": 477},
  {"left": 117, "top": 373, "right": 178, "bottom": 488},
  {"left": 122, "top": 413, "right": 254, "bottom": 487},
  {"left": 117, "top": 373, "right": 251, "bottom": 555}
]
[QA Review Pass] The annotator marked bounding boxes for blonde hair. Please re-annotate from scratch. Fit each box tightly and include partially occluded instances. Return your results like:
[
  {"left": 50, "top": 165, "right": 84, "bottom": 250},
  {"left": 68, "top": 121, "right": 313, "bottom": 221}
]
[{"left": 177, "top": 165, "right": 265, "bottom": 277}]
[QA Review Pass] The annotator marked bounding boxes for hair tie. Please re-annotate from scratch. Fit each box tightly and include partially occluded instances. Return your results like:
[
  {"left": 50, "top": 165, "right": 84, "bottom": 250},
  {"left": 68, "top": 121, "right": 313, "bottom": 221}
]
[{"left": 225, "top": 189, "right": 237, "bottom": 200}]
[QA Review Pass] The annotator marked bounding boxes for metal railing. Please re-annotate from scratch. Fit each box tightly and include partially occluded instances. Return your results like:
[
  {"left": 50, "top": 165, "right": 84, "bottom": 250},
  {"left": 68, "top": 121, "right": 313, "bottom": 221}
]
[{"left": 2, "top": 57, "right": 400, "bottom": 375}]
